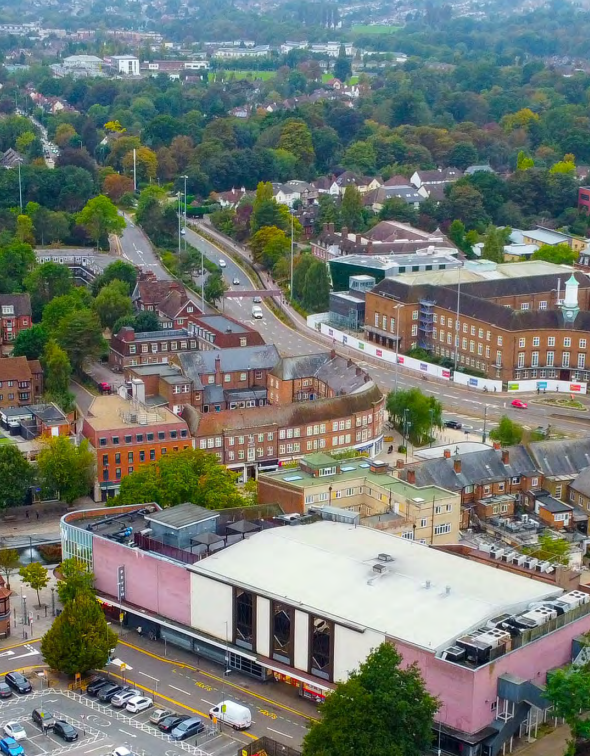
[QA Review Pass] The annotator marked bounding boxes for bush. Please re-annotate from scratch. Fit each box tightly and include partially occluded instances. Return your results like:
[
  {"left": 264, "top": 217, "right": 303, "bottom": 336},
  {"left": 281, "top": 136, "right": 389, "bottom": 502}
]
[
  {"left": 38, "top": 543, "right": 62, "bottom": 563},
  {"left": 397, "top": 445, "right": 406, "bottom": 453},
  {"left": 119, "top": 192, "right": 135, "bottom": 208}
]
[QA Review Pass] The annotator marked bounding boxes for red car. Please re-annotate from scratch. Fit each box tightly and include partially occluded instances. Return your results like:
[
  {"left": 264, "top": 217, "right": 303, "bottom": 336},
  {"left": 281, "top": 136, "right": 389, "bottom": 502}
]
[
  {"left": 511, "top": 399, "right": 528, "bottom": 409},
  {"left": 98, "top": 382, "right": 112, "bottom": 394}
]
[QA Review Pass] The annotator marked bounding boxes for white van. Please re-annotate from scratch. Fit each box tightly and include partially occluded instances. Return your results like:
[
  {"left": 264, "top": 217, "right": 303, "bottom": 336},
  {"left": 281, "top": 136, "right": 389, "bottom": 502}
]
[
  {"left": 252, "top": 305, "right": 263, "bottom": 319},
  {"left": 209, "top": 700, "right": 252, "bottom": 730}
]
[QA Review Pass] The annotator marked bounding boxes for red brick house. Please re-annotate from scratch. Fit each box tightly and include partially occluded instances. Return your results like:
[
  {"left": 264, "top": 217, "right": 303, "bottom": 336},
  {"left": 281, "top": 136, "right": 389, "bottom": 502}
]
[
  {"left": 0, "top": 294, "right": 32, "bottom": 348},
  {"left": 0, "top": 357, "right": 43, "bottom": 408}
]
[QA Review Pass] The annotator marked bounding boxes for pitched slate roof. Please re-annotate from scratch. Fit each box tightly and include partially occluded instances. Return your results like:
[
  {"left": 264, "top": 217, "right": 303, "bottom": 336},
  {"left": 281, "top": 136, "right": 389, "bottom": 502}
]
[
  {"left": 0, "top": 293, "right": 31, "bottom": 318},
  {"left": 528, "top": 438, "right": 590, "bottom": 479},
  {"left": 570, "top": 466, "right": 590, "bottom": 497},
  {"left": 402, "top": 446, "right": 537, "bottom": 491},
  {"left": 176, "top": 345, "right": 279, "bottom": 381}
]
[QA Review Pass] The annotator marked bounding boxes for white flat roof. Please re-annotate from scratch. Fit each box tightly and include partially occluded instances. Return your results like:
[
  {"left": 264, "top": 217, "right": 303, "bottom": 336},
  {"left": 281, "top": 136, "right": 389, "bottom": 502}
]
[{"left": 191, "top": 521, "right": 562, "bottom": 652}]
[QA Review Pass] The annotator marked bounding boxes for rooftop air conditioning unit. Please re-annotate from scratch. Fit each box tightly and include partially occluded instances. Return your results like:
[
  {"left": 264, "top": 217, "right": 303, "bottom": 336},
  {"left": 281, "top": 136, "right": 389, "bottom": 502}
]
[
  {"left": 490, "top": 547, "right": 504, "bottom": 560},
  {"left": 524, "top": 557, "right": 538, "bottom": 570},
  {"left": 373, "top": 563, "right": 387, "bottom": 574},
  {"left": 513, "top": 554, "right": 527, "bottom": 566},
  {"left": 441, "top": 645, "right": 466, "bottom": 663},
  {"left": 377, "top": 553, "right": 395, "bottom": 562}
]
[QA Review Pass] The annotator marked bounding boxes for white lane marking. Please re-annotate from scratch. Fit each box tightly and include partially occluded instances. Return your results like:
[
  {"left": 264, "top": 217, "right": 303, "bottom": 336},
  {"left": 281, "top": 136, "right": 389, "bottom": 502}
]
[
  {"left": 138, "top": 671, "right": 159, "bottom": 682},
  {"left": 201, "top": 699, "right": 216, "bottom": 706},
  {"left": 169, "top": 685, "right": 191, "bottom": 696},
  {"left": 85, "top": 746, "right": 112, "bottom": 754},
  {"left": 267, "top": 728, "right": 293, "bottom": 739},
  {"left": 118, "top": 728, "right": 137, "bottom": 738}
]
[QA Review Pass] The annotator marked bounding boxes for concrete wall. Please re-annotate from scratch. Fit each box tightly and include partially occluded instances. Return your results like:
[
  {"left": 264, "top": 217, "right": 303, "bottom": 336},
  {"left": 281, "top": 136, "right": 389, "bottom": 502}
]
[
  {"left": 93, "top": 536, "right": 190, "bottom": 626},
  {"left": 190, "top": 573, "right": 233, "bottom": 641},
  {"left": 333, "top": 626, "right": 384, "bottom": 681}
]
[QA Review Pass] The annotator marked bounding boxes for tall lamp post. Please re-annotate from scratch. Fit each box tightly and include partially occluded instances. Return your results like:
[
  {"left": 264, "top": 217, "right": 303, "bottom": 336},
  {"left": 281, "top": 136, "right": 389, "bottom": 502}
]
[
  {"left": 482, "top": 404, "right": 488, "bottom": 444},
  {"left": 289, "top": 209, "right": 294, "bottom": 300},
  {"left": 177, "top": 192, "right": 182, "bottom": 255},
  {"left": 181, "top": 174, "right": 188, "bottom": 253}
]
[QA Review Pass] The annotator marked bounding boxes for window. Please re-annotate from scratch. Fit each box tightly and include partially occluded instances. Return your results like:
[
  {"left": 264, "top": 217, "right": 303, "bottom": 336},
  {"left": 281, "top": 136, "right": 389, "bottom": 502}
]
[
  {"left": 412, "top": 310, "right": 419, "bottom": 320},
  {"left": 139, "top": 451, "right": 145, "bottom": 462},
  {"left": 531, "top": 351, "right": 539, "bottom": 367},
  {"left": 463, "top": 323, "right": 468, "bottom": 333},
  {"left": 497, "top": 336, "right": 503, "bottom": 346},
  {"left": 401, "top": 531, "right": 414, "bottom": 540},
  {"left": 419, "top": 518, "right": 427, "bottom": 528},
  {"left": 563, "top": 352, "right": 570, "bottom": 367},
  {"left": 137, "top": 434, "right": 144, "bottom": 443},
  {"left": 150, "top": 449, "right": 156, "bottom": 460},
  {"left": 128, "top": 452, "right": 133, "bottom": 463},
  {"left": 272, "top": 601, "right": 294, "bottom": 664},
  {"left": 440, "top": 315, "right": 445, "bottom": 326},
  {"left": 548, "top": 336, "right": 555, "bottom": 347},
  {"left": 555, "top": 484, "right": 563, "bottom": 499},
  {"left": 112, "top": 436, "right": 119, "bottom": 445},
  {"left": 520, "top": 303, "right": 530, "bottom": 311},
  {"left": 531, "top": 477, "right": 539, "bottom": 487},
  {"left": 240, "top": 373, "right": 247, "bottom": 381},
  {"left": 309, "top": 616, "right": 333, "bottom": 681},
  {"left": 533, "top": 337, "right": 540, "bottom": 347},
  {"left": 434, "top": 523, "right": 452, "bottom": 535},
  {"left": 581, "top": 339, "right": 587, "bottom": 349},
  {"left": 158, "top": 431, "right": 165, "bottom": 440},
  {"left": 234, "top": 588, "right": 255, "bottom": 650},
  {"left": 411, "top": 324, "right": 418, "bottom": 336},
  {"left": 99, "top": 437, "right": 107, "bottom": 447},
  {"left": 547, "top": 351, "right": 554, "bottom": 367},
  {"left": 224, "top": 374, "right": 231, "bottom": 383},
  {"left": 129, "top": 345, "right": 137, "bottom": 354},
  {"left": 147, "top": 433, "right": 154, "bottom": 442},
  {"left": 114, "top": 453, "right": 121, "bottom": 464},
  {"left": 517, "top": 353, "right": 525, "bottom": 368},
  {"left": 539, "top": 301, "right": 547, "bottom": 310},
  {"left": 470, "top": 325, "right": 475, "bottom": 336},
  {"left": 579, "top": 354, "right": 586, "bottom": 369},
  {"left": 519, "top": 338, "right": 526, "bottom": 348}
]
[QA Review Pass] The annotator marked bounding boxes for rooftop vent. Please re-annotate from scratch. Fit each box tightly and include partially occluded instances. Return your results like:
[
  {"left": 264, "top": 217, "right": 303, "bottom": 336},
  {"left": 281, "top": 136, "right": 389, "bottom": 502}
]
[
  {"left": 373, "top": 563, "right": 388, "bottom": 574},
  {"left": 377, "top": 553, "right": 394, "bottom": 562},
  {"left": 424, "top": 579, "right": 432, "bottom": 589}
]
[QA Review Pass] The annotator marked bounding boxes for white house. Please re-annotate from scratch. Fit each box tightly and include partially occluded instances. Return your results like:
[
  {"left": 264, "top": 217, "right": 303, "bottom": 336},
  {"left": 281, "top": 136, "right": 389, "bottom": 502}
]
[{"left": 109, "top": 55, "right": 140, "bottom": 76}]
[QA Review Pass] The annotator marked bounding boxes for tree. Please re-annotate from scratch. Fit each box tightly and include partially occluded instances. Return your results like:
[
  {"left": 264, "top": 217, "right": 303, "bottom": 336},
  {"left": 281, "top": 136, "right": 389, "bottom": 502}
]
[
  {"left": 386, "top": 388, "right": 443, "bottom": 445},
  {"left": 122, "top": 145, "right": 158, "bottom": 183},
  {"left": 19, "top": 562, "right": 49, "bottom": 607},
  {"left": 37, "top": 436, "right": 95, "bottom": 504},
  {"left": 523, "top": 531, "right": 570, "bottom": 566},
  {"left": 531, "top": 243, "right": 577, "bottom": 265},
  {"left": 545, "top": 664, "right": 590, "bottom": 752},
  {"left": 15, "top": 215, "right": 35, "bottom": 245},
  {"left": 278, "top": 119, "right": 315, "bottom": 169},
  {"left": 43, "top": 339, "right": 72, "bottom": 398},
  {"left": 292, "top": 254, "right": 314, "bottom": 302},
  {"left": 41, "top": 591, "right": 118, "bottom": 675},
  {"left": 343, "top": 141, "right": 376, "bottom": 175},
  {"left": 0, "top": 549, "right": 20, "bottom": 590},
  {"left": 340, "top": 185, "right": 364, "bottom": 232},
  {"left": 55, "top": 310, "right": 106, "bottom": 372},
  {"left": 489, "top": 415, "right": 523, "bottom": 446},
  {"left": 481, "top": 224, "right": 505, "bottom": 263},
  {"left": 379, "top": 197, "right": 418, "bottom": 225},
  {"left": 250, "top": 226, "right": 290, "bottom": 269},
  {"left": 54, "top": 123, "right": 77, "bottom": 148},
  {"left": 102, "top": 173, "right": 134, "bottom": 203},
  {"left": 12, "top": 324, "right": 48, "bottom": 360},
  {"left": 93, "top": 280, "right": 133, "bottom": 330},
  {"left": 204, "top": 271, "right": 228, "bottom": 305},
  {"left": 333, "top": 46, "right": 352, "bottom": 83},
  {"left": 0, "top": 446, "right": 35, "bottom": 508},
  {"left": 24, "top": 262, "right": 73, "bottom": 321},
  {"left": 42, "top": 289, "right": 93, "bottom": 336},
  {"left": 516, "top": 150, "right": 535, "bottom": 171},
  {"left": 303, "top": 259, "right": 330, "bottom": 313},
  {"left": 115, "top": 448, "right": 249, "bottom": 509},
  {"left": 303, "top": 642, "right": 438, "bottom": 756},
  {"left": 76, "top": 195, "right": 125, "bottom": 250},
  {"left": 56, "top": 558, "right": 95, "bottom": 604},
  {"left": 92, "top": 260, "right": 137, "bottom": 296}
]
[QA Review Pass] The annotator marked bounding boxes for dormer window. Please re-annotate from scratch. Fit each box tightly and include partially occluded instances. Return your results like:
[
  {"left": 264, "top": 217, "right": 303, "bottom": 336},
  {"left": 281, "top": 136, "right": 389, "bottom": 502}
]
[{"left": 1, "top": 306, "right": 14, "bottom": 315}]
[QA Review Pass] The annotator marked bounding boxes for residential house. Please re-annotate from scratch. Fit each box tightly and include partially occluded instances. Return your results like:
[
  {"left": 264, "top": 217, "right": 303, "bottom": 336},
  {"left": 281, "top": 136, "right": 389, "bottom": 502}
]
[
  {"left": 568, "top": 467, "right": 590, "bottom": 514},
  {"left": 522, "top": 227, "right": 586, "bottom": 254},
  {"left": 107, "top": 55, "right": 140, "bottom": 75},
  {"left": 273, "top": 180, "right": 318, "bottom": 207},
  {"left": 522, "top": 489, "right": 576, "bottom": 530},
  {"left": 0, "top": 294, "right": 32, "bottom": 347},
  {"left": 464, "top": 164, "right": 495, "bottom": 175},
  {"left": 0, "top": 149, "right": 24, "bottom": 169},
  {"left": 187, "top": 315, "right": 265, "bottom": 349},
  {"left": 109, "top": 327, "right": 199, "bottom": 369},
  {"left": 363, "top": 185, "right": 425, "bottom": 212},
  {"left": 0, "top": 357, "right": 43, "bottom": 409},
  {"left": 528, "top": 438, "right": 590, "bottom": 501},
  {"left": 212, "top": 188, "right": 251, "bottom": 209},
  {"left": 410, "top": 167, "right": 463, "bottom": 189}
]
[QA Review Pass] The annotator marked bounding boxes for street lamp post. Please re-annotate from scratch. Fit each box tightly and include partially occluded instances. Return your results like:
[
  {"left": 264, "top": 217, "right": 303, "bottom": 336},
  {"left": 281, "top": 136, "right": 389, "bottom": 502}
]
[
  {"left": 482, "top": 404, "right": 488, "bottom": 444},
  {"left": 393, "top": 301, "right": 403, "bottom": 394},
  {"left": 51, "top": 587, "right": 55, "bottom": 617},
  {"left": 177, "top": 192, "right": 182, "bottom": 255},
  {"left": 181, "top": 174, "right": 188, "bottom": 253},
  {"left": 429, "top": 408, "right": 434, "bottom": 447},
  {"left": 17, "top": 160, "right": 23, "bottom": 213},
  {"left": 22, "top": 596, "right": 27, "bottom": 626},
  {"left": 289, "top": 209, "right": 294, "bottom": 300}
]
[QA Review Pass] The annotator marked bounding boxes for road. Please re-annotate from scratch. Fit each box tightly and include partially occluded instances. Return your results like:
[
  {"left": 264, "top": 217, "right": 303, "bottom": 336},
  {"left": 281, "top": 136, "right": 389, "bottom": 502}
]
[
  {"left": 184, "top": 224, "right": 590, "bottom": 437},
  {"left": 0, "top": 638, "right": 315, "bottom": 749},
  {"left": 118, "top": 214, "right": 171, "bottom": 281}
]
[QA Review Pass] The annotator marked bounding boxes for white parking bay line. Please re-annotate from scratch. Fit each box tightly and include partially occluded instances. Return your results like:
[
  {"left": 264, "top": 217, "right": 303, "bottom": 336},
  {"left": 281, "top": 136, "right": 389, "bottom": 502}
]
[
  {"left": 85, "top": 746, "right": 112, "bottom": 754},
  {"left": 169, "top": 685, "right": 191, "bottom": 696},
  {"left": 267, "top": 728, "right": 293, "bottom": 739},
  {"left": 138, "top": 671, "right": 159, "bottom": 682}
]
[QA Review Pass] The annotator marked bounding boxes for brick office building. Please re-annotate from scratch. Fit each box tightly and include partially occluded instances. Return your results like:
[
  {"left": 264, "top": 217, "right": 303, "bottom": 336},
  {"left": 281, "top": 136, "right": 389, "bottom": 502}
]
[
  {"left": 365, "top": 263, "right": 590, "bottom": 382},
  {"left": 0, "top": 357, "right": 43, "bottom": 408},
  {"left": 81, "top": 390, "right": 192, "bottom": 500}
]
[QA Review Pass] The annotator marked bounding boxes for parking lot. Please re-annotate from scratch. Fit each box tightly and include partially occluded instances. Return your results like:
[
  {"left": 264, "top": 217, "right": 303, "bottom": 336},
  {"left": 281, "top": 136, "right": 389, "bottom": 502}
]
[{"left": 0, "top": 690, "right": 242, "bottom": 756}]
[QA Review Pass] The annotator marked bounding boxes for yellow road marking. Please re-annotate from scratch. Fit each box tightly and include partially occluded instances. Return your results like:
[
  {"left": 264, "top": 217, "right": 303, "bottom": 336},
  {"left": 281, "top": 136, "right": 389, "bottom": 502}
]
[
  {"left": 119, "top": 640, "right": 318, "bottom": 721},
  {"left": 107, "top": 670, "right": 257, "bottom": 740}
]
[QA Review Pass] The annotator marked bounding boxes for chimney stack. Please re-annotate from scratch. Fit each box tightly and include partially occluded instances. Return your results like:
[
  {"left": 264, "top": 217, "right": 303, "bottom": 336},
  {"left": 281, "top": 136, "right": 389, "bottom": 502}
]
[
  {"left": 454, "top": 458, "right": 462, "bottom": 474},
  {"left": 443, "top": 448, "right": 451, "bottom": 459},
  {"left": 214, "top": 354, "right": 222, "bottom": 384},
  {"left": 407, "top": 469, "right": 416, "bottom": 484},
  {"left": 396, "top": 458, "right": 404, "bottom": 470},
  {"left": 501, "top": 449, "right": 510, "bottom": 465},
  {"left": 493, "top": 442, "right": 501, "bottom": 450}
]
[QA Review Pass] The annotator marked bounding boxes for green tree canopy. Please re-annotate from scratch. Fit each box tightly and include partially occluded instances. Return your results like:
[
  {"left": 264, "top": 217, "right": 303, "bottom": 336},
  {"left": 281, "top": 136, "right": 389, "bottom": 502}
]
[
  {"left": 76, "top": 194, "right": 125, "bottom": 250},
  {"left": 12, "top": 324, "right": 48, "bottom": 361},
  {"left": 523, "top": 531, "right": 570, "bottom": 566},
  {"left": 204, "top": 271, "right": 228, "bottom": 305},
  {"left": 37, "top": 437, "right": 95, "bottom": 504},
  {"left": 92, "top": 260, "right": 138, "bottom": 296},
  {"left": 93, "top": 279, "right": 133, "bottom": 330},
  {"left": 0, "top": 549, "right": 20, "bottom": 590},
  {"left": 303, "top": 259, "right": 330, "bottom": 313},
  {"left": 531, "top": 243, "right": 577, "bottom": 265},
  {"left": 386, "top": 388, "right": 443, "bottom": 445},
  {"left": 292, "top": 254, "right": 314, "bottom": 302},
  {"left": 303, "top": 642, "right": 438, "bottom": 756},
  {"left": 43, "top": 339, "right": 73, "bottom": 407},
  {"left": 340, "top": 185, "right": 364, "bottom": 232},
  {"left": 0, "top": 445, "right": 35, "bottom": 508},
  {"left": 115, "top": 448, "right": 249, "bottom": 509},
  {"left": 41, "top": 591, "right": 118, "bottom": 675},
  {"left": 55, "top": 309, "right": 106, "bottom": 372},
  {"left": 24, "top": 262, "right": 73, "bottom": 320},
  {"left": 489, "top": 415, "right": 523, "bottom": 446},
  {"left": 57, "top": 558, "right": 95, "bottom": 604},
  {"left": 545, "top": 664, "right": 590, "bottom": 748},
  {"left": 19, "top": 562, "right": 49, "bottom": 607}
]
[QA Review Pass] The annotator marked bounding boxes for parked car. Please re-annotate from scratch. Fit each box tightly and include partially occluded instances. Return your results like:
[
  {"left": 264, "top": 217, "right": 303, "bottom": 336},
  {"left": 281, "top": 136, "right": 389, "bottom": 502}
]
[
  {"left": 0, "top": 684, "right": 12, "bottom": 699},
  {"left": 126, "top": 696, "right": 153, "bottom": 713},
  {"left": 158, "top": 715, "right": 189, "bottom": 733},
  {"left": 2, "top": 724, "right": 24, "bottom": 742},
  {"left": 170, "top": 717, "right": 205, "bottom": 740},
  {"left": 443, "top": 420, "right": 462, "bottom": 430},
  {"left": 0, "top": 738, "right": 23, "bottom": 756},
  {"left": 53, "top": 721, "right": 78, "bottom": 742},
  {"left": 511, "top": 399, "right": 528, "bottom": 409},
  {"left": 99, "top": 684, "right": 124, "bottom": 703},
  {"left": 86, "top": 677, "right": 109, "bottom": 697},
  {"left": 111, "top": 689, "right": 140, "bottom": 708},
  {"left": 149, "top": 709, "right": 173, "bottom": 725},
  {"left": 232, "top": 277, "right": 240, "bottom": 285},
  {"left": 5, "top": 673, "right": 31, "bottom": 694},
  {"left": 32, "top": 708, "right": 55, "bottom": 732},
  {"left": 98, "top": 382, "right": 112, "bottom": 394},
  {"left": 219, "top": 259, "right": 226, "bottom": 268},
  {"left": 253, "top": 295, "right": 262, "bottom": 303},
  {"left": 180, "top": 228, "right": 186, "bottom": 235}
]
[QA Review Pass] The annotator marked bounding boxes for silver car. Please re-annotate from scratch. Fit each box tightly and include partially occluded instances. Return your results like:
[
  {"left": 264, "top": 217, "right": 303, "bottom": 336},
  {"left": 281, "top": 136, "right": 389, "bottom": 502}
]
[
  {"left": 149, "top": 709, "right": 173, "bottom": 725},
  {"left": 111, "top": 689, "right": 140, "bottom": 708}
]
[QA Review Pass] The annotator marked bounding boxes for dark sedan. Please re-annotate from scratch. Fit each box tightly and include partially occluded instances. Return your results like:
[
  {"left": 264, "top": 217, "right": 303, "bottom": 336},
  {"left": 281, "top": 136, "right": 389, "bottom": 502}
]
[
  {"left": 53, "top": 721, "right": 78, "bottom": 742},
  {"left": 86, "top": 678, "right": 109, "bottom": 697},
  {"left": 98, "top": 684, "right": 124, "bottom": 703},
  {"left": 158, "top": 715, "right": 190, "bottom": 733},
  {"left": 443, "top": 420, "right": 462, "bottom": 430}
]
